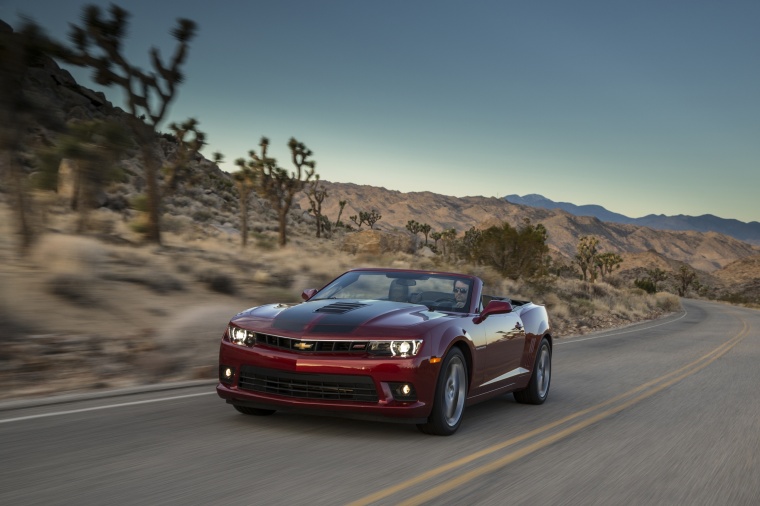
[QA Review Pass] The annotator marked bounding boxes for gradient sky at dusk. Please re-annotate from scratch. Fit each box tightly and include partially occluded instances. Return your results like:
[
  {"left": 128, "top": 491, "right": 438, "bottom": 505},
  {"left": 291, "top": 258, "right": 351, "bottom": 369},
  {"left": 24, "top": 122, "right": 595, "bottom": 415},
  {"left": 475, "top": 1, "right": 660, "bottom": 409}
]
[{"left": 3, "top": 0, "right": 758, "bottom": 222}]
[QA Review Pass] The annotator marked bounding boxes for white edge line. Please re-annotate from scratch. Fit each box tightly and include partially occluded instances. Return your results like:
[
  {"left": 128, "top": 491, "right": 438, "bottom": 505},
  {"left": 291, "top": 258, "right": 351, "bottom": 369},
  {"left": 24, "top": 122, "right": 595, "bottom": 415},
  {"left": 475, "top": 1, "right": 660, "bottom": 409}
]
[
  {"left": 0, "top": 391, "right": 216, "bottom": 425},
  {"left": 555, "top": 309, "right": 688, "bottom": 346}
]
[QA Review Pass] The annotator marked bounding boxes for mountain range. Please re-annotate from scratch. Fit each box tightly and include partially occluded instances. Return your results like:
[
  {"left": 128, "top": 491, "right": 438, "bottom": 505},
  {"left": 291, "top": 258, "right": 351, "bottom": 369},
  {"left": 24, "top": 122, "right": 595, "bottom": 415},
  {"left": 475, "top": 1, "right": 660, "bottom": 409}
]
[
  {"left": 505, "top": 194, "right": 760, "bottom": 245},
  {"left": 294, "top": 182, "right": 758, "bottom": 273}
]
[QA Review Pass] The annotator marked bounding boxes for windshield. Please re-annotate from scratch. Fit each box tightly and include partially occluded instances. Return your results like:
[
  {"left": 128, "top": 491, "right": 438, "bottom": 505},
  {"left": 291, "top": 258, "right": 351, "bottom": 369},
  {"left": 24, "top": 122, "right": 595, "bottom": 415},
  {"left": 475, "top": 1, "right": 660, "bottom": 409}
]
[{"left": 312, "top": 270, "right": 473, "bottom": 312}]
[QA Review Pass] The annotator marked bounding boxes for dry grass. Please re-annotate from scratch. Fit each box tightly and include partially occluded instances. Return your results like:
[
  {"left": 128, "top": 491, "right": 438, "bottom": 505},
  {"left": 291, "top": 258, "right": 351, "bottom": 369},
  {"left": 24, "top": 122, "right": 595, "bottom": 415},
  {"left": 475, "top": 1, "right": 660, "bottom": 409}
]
[{"left": 0, "top": 201, "right": 684, "bottom": 400}]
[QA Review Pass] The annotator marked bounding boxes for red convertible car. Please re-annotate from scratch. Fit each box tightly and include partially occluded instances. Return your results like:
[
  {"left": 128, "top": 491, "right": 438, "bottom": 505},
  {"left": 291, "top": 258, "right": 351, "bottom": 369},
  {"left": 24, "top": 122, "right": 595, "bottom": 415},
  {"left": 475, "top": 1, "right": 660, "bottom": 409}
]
[{"left": 217, "top": 268, "right": 552, "bottom": 435}]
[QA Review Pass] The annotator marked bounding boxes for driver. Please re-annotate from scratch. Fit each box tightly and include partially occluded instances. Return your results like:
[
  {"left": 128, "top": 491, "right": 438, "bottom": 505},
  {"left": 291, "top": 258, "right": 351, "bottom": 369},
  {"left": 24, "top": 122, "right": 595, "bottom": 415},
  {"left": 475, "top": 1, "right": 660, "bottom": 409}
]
[{"left": 453, "top": 280, "right": 469, "bottom": 309}]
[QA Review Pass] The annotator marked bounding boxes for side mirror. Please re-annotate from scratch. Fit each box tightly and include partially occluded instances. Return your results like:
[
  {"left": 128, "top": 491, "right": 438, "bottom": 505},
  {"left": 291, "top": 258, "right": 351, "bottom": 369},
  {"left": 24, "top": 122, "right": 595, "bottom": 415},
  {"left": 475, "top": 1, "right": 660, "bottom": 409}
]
[
  {"left": 301, "top": 288, "right": 318, "bottom": 301},
  {"left": 472, "top": 300, "right": 513, "bottom": 324}
]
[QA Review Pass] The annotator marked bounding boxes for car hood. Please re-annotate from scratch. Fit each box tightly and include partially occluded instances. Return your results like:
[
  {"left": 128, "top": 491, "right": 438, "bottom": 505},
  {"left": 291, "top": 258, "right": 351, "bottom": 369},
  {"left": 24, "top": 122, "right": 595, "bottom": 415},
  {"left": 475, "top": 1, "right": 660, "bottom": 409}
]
[{"left": 231, "top": 299, "right": 450, "bottom": 337}]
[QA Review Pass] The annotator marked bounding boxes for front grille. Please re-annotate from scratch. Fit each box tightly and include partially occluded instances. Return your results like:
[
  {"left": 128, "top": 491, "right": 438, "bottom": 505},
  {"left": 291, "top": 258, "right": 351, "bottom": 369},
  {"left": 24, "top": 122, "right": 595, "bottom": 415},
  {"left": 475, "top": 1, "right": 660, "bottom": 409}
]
[
  {"left": 239, "top": 366, "right": 378, "bottom": 402},
  {"left": 254, "top": 333, "right": 369, "bottom": 353}
]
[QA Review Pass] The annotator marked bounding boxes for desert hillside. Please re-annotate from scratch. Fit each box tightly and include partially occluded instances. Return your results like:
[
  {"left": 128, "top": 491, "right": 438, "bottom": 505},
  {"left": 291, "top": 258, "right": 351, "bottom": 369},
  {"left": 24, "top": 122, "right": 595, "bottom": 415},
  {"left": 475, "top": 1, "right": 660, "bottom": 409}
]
[{"left": 295, "top": 181, "right": 759, "bottom": 273}]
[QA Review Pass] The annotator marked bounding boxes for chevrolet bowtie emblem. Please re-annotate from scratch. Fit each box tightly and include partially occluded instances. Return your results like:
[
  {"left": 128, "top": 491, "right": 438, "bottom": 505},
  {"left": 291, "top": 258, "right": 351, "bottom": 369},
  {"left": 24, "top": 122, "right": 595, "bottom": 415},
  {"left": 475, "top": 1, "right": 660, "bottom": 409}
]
[{"left": 294, "top": 342, "right": 313, "bottom": 350}]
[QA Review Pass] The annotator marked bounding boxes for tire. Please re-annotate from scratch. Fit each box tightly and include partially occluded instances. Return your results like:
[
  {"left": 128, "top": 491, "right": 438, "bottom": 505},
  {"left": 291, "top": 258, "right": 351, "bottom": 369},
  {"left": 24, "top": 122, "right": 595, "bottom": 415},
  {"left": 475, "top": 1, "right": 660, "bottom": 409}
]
[
  {"left": 514, "top": 337, "right": 551, "bottom": 405},
  {"left": 417, "top": 347, "right": 468, "bottom": 436},
  {"left": 233, "top": 404, "right": 276, "bottom": 416}
]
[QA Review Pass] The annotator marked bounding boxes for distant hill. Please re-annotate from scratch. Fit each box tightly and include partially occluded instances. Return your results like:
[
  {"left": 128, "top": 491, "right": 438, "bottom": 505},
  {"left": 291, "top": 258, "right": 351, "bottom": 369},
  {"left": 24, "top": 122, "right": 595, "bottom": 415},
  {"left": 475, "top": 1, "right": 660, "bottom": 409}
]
[
  {"left": 297, "top": 182, "right": 758, "bottom": 273},
  {"left": 505, "top": 194, "right": 760, "bottom": 245}
]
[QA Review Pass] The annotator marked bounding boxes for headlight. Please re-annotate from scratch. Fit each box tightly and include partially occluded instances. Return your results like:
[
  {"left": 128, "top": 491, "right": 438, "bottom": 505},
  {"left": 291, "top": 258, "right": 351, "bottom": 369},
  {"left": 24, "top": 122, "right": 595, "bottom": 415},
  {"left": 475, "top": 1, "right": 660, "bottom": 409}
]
[
  {"left": 228, "top": 325, "right": 254, "bottom": 346},
  {"left": 368, "top": 340, "right": 422, "bottom": 357}
]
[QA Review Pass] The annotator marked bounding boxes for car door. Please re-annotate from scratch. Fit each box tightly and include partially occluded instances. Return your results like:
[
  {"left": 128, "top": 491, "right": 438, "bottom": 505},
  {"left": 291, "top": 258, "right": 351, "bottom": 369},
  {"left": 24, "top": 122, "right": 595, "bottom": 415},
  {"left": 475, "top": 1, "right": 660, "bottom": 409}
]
[{"left": 479, "top": 311, "right": 526, "bottom": 389}]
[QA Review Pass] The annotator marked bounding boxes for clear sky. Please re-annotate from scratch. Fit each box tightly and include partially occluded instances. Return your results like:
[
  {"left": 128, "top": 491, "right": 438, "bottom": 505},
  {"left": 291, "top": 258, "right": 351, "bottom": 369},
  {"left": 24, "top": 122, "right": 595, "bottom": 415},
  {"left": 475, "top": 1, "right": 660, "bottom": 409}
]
[{"left": 3, "top": 0, "right": 759, "bottom": 222}]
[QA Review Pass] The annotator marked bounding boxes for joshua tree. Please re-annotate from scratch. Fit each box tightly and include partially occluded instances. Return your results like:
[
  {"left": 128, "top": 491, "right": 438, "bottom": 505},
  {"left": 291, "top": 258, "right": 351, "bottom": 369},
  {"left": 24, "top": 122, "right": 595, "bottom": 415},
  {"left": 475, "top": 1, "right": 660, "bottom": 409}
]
[
  {"left": 0, "top": 19, "right": 51, "bottom": 253},
  {"left": 675, "top": 265, "right": 697, "bottom": 296},
  {"left": 163, "top": 117, "right": 206, "bottom": 195},
  {"left": 431, "top": 231, "right": 442, "bottom": 249},
  {"left": 306, "top": 176, "right": 328, "bottom": 238},
  {"left": 420, "top": 223, "right": 432, "bottom": 245},
  {"left": 38, "top": 119, "right": 129, "bottom": 233},
  {"left": 335, "top": 200, "right": 347, "bottom": 228},
  {"left": 441, "top": 228, "right": 457, "bottom": 258},
  {"left": 362, "top": 210, "right": 382, "bottom": 230},
  {"left": 349, "top": 214, "right": 363, "bottom": 228},
  {"left": 647, "top": 267, "right": 669, "bottom": 292},
  {"left": 239, "top": 137, "right": 316, "bottom": 247},
  {"left": 596, "top": 252, "right": 623, "bottom": 280},
  {"left": 575, "top": 235, "right": 600, "bottom": 282},
  {"left": 53, "top": 4, "right": 197, "bottom": 244},
  {"left": 406, "top": 220, "right": 422, "bottom": 236},
  {"left": 232, "top": 154, "right": 261, "bottom": 248},
  {"left": 460, "top": 226, "right": 482, "bottom": 262}
]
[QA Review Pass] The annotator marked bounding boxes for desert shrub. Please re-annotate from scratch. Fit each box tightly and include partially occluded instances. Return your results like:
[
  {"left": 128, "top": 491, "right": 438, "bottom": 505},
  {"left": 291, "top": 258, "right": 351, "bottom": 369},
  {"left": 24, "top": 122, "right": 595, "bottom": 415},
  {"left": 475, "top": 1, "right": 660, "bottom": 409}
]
[
  {"left": 48, "top": 273, "right": 98, "bottom": 306},
  {"left": 175, "top": 262, "right": 193, "bottom": 274},
  {"left": 570, "top": 297, "right": 595, "bottom": 317},
  {"left": 590, "top": 282, "right": 614, "bottom": 299},
  {"left": 0, "top": 306, "right": 38, "bottom": 340},
  {"left": 569, "top": 284, "right": 592, "bottom": 300},
  {"left": 192, "top": 208, "right": 214, "bottom": 223},
  {"left": 197, "top": 269, "right": 236, "bottom": 295},
  {"left": 267, "top": 287, "right": 303, "bottom": 303},
  {"left": 129, "top": 194, "right": 149, "bottom": 212},
  {"left": 161, "top": 214, "right": 192, "bottom": 234},
  {"left": 542, "top": 292, "right": 562, "bottom": 308},
  {"left": 655, "top": 293, "right": 681, "bottom": 312},
  {"left": 208, "top": 275, "right": 236, "bottom": 295},
  {"left": 634, "top": 278, "right": 656, "bottom": 294},
  {"left": 170, "top": 196, "right": 193, "bottom": 208},
  {"left": 129, "top": 213, "right": 151, "bottom": 234},
  {"left": 33, "top": 234, "right": 110, "bottom": 279},
  {"left": 147, "top": 273, "right": 185, "bottom": 293},
  {"left": 469, "top": 265, "right": 505, "bottom": 294},
  {"left": 267, "top": 270, "right": 295, "bottom": 289},
  {"left": 251, "top": 232, "right": 277, "bottom": 250},
  {"left": 524, "top": 276, "right": 557, "bottom": 297},
  {"left": 548, "top": 300, "right": 571, "bottom": 320},
  {"left": 604, "top": 276, "right": 624, "bottom": 289},
  {"left": 101, "top": 271, "right": 184, "bottom": 294}
]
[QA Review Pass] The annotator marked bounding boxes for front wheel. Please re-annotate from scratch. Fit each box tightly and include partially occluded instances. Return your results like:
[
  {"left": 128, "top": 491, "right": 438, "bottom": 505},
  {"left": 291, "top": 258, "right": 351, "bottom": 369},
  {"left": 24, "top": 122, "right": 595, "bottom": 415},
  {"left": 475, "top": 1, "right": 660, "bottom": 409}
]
[
  {"left": 417, "top": 347, "right": 468, "bottom": 436},
  {"left": 514, "top": 337, "right": 551, "bottom": 405}
]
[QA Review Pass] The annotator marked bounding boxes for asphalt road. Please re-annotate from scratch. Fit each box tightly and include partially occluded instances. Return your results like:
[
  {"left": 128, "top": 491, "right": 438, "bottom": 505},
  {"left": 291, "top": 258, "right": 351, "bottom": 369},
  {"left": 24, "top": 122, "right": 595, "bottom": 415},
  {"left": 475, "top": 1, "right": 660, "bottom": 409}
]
[{"left": 1, "top": 299, "right": 758, "bottom": 505}]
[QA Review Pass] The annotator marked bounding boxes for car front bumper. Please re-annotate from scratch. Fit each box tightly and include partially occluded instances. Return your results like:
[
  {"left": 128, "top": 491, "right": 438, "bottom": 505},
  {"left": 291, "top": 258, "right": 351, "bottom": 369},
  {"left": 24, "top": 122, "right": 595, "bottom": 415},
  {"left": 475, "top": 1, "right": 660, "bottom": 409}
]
[{"left": 216, "top": 340, "right": 441, "bottom": 422}]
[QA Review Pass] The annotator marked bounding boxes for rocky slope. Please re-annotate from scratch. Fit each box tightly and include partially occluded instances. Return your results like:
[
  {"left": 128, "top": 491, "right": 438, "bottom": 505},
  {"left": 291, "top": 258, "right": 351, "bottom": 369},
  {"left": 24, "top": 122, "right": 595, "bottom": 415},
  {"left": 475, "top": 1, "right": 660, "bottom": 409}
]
[{"left": 296, "top": 182, "right": 759, "bottom": 273}]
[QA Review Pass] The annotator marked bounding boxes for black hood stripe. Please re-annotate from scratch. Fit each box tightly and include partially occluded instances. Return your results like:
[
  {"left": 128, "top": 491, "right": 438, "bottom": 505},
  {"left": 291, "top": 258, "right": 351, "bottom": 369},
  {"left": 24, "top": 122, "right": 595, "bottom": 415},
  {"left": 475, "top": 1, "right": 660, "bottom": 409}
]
[{"left": 273, "top": 300, "right": 403, "bottom": 334}]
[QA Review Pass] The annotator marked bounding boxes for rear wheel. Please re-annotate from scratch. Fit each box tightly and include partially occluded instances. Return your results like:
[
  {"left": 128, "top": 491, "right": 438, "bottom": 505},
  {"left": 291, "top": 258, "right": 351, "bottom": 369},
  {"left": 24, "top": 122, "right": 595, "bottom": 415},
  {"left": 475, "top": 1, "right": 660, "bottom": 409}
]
[
  {"left": 233, "top": 405, "right": 276, "bottom": 416},
  {"left": 514, "top": 337, "right": 551, "bottom": 404},
  {"left": 417, "top": 347, "right": 468, "bottom": 436}
]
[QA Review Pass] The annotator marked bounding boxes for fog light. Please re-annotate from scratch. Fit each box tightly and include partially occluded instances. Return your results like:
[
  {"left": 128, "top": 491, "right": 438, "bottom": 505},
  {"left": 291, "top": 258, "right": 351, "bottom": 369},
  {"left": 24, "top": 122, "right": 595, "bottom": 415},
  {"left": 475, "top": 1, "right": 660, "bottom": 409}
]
[
  {"left": 219, "top": 365, "right": 235, "bottom": 385},
  {"left": 389, "top": 382, "right": 417, "bottom": 401}
]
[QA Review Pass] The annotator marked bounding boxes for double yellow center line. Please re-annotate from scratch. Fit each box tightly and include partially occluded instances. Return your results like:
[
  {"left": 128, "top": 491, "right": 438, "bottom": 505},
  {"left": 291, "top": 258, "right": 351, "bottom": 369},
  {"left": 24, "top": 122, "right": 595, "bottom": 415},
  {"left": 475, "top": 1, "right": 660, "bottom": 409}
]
[{"left": 348, "top": 318, "right": 751, "bottom": 506}]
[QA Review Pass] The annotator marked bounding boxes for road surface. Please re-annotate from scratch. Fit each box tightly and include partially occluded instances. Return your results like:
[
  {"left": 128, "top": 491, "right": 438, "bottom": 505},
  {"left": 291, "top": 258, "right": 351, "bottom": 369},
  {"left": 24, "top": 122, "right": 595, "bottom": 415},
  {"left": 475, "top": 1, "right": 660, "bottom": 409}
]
[{"left": 1, "top": 299, "right": 758, "bottom": 505}]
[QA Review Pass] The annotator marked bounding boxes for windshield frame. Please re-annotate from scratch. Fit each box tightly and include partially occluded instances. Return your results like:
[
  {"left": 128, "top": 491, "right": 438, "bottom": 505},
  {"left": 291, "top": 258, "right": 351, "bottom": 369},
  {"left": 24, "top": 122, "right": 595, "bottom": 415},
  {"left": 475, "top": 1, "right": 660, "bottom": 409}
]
[{"left": 310, "top": 268, "right": 477, "bottom": 313}]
